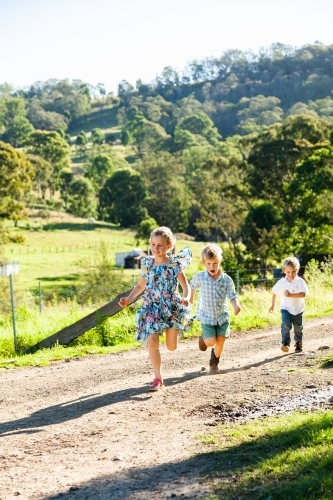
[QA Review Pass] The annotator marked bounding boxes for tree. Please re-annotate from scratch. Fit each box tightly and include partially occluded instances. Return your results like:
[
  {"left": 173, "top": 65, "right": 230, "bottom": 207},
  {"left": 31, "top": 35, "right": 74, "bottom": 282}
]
[
  {"left": 135, "top": 217, "right": 158, "bottom": 244},
  {"left": 138, "top": 152, "right": 189, "bottom": 231},
  {"left": 99, "top": 169, "right": 147, "bottom": 227},
  {"left": 27, "top": 101, "right": 68, "bottom": 131},
  {"left": 97, "top": 83, "right": 106, "bottom": 101},
  {"left": 246, "top": 115, "right": 331, "bottom": 203},
  {"left": 187, "top": 155, "right": 246, "bottom": 240},
  {"left": 127, "top": 114, "right": 170, "bottom": 155},
  {"left": 31, "top": 79, "right": 91, "bottom": 120},
  {"left": 67, "top": 177, "right": 97, "bottom": 218},
  {"left": 117, "top": 80, "right": 135, "bottom": 106},
  {"left": 85, "top": 153, "right": 113, "bottom": 191},
  {"left": 176, "top": 110, "right": 221, "bottom": 145},
  {"left": 0, "top": 141, "right": 34, "bottom": 224},
  {"left": 121, "top": 128, "right": 131, "bottom": 146},
  {"left": 59, "top": 169, "right": 74, "bottom": 209},
  {"left": 26, "top": 154, "right": 52, "bottom": 199},
  {"left": 242, "top": 201, "right": 285, "bottom": 262},
  {"left": 26, "top": 130, "right": 71, "bottom": 192},
  {"left": 76, "top": 130, "right": 87, "bottom": 150},
  {"left": 285, "top": 144, "right": 333, "bottom": 253},
  {"left": 91, "top": 128, "right": 104, "bottom": 146},
  {"left": 0, "top": 97, "right": 34, "bottom": 147}
]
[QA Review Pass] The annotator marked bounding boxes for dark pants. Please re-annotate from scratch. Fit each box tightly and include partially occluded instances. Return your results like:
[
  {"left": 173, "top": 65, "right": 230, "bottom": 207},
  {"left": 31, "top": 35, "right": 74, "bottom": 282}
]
[{"left": 281, "top": 309, "right": 303, "bottom": 345}]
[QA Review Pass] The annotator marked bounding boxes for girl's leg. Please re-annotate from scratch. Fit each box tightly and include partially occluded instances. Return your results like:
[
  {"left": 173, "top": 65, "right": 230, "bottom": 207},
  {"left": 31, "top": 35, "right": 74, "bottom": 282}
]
[
  {"left": 165, "top": 328, "right": 179, "bottom": 351},
  {"left": 147, "top": 333, "right": 162, "bottom": 379}
]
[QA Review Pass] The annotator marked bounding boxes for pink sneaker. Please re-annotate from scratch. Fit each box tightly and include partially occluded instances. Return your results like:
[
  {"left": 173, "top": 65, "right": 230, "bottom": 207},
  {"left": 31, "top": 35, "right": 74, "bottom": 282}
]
[{"left": 148, "top": 378, "right": 164, "bottom": 391}]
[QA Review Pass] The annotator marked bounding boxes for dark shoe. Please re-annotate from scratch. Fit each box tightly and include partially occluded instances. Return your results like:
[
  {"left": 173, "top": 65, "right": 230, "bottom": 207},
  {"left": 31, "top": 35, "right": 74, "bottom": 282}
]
[
  {"left": 281, "top": 343, "right": 290, "bottom": 353},
  {"left": 295, "top": 341, "right": 303, "bottom": 353},
  {"left": 199, "top": 335, "right": 207, "bottom": 351},
  {"left": 209, "top": 348, "right": 220, "bottom": 374}
]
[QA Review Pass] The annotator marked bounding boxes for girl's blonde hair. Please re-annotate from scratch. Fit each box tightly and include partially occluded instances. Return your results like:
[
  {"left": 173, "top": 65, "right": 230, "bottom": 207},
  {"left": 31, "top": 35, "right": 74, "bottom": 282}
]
[
  {"left": 201, "top": 243, "right": 223, "bottom": 262},
  {"left": 150, "top": 226, "right": 176, "bottom": 252},
  {"left": 282, "top": 256, "right": 300, "bottom": 271}
]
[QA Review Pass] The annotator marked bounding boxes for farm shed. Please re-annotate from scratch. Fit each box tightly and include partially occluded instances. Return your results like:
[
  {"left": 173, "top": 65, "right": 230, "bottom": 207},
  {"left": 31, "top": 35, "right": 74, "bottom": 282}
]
[
  {"left": 115, "top": 249, "right": 147, "bottom": 268},
  {"left": 124, "top": 249, "right": 147, "bottom": 269}
]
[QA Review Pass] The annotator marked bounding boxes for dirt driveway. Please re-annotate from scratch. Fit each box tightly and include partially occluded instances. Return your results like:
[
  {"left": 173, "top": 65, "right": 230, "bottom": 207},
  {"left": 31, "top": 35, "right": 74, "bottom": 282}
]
[{"left": 1, "top": 318, "right": 333, "bottom": 500}]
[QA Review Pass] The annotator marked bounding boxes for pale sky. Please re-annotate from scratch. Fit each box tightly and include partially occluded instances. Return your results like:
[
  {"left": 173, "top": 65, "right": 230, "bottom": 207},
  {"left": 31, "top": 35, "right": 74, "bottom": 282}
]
[{"left": 1, "top": 0, "right": 333, "bottom": 94}]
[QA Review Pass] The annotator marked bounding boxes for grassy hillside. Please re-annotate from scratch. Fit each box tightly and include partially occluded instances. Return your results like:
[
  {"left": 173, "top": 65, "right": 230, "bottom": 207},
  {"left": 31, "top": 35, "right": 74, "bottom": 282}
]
[
  {"left": 67, "top": 102, "right": 138, "bottom": 175},
  {"left": 68, "top": 103, "right": 120, "bottom": 137}
]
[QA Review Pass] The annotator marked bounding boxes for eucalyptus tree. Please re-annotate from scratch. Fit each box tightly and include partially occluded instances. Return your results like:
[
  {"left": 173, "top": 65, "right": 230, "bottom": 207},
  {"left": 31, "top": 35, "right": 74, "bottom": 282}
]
[
  {"left": 0, "top": 141, "right": 34, "bottom": 233},
  {"left": 99, "top": 169, "right": 147, "bottom": 227},
  {"left": 26, "top": 130, "right": 71, "bottom": 193}
]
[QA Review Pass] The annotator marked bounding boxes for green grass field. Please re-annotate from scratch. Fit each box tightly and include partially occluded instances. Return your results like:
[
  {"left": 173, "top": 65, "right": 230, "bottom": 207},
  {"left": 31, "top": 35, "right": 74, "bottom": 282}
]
[
  {"left": 198, "top": 410, "right": 333, "bottom": 499},
  {"left": 3, "top": 217, "right": 205, "bottom": 290}
]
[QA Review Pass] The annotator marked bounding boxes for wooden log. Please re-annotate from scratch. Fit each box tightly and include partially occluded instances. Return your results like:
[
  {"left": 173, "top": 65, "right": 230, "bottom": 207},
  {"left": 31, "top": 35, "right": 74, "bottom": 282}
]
[{"left": 27, "top": 288, "right": 142, "bottom": 353}]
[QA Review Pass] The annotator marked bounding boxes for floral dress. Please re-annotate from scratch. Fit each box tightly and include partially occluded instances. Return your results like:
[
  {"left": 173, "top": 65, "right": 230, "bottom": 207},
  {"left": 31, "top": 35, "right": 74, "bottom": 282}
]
[{"left": 135, "top": 246, "right": 193, "bottom": 342}]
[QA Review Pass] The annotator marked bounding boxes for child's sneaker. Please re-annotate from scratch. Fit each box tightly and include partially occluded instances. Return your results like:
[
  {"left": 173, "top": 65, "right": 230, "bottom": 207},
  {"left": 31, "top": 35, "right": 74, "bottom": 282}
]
[
  {"left": 198, "top": 335, "right": 207, "bottom": 351},
  {"left": 281, "top": 343, "right": 290, "bottom": 353},
  {"left": 295, "top": 341, "right": 303, "bottom": 353},
  {"left": 148, "top": 378, "right": 164, "bottom": 391}
]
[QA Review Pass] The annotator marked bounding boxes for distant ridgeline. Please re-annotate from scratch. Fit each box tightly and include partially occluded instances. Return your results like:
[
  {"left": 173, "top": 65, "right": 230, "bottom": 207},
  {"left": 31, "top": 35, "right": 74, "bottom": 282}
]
[
  {"left": 117, "top": 42, "right": 333, "bottom": 138},
  {"left": 1, "top": 43, "right": 333, "bottom": 140}
]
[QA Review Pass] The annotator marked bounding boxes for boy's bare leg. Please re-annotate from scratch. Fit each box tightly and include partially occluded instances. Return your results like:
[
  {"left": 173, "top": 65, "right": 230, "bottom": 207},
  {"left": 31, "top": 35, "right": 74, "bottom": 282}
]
[
  {"left": 204, "top": 335, "right": 226, "bottom": 357},
  {"left": 214, "top": 335, "right": 226, "bottom": 358},
  {"left": 147, "top": 333, "right": 162, "bottom": 379}
]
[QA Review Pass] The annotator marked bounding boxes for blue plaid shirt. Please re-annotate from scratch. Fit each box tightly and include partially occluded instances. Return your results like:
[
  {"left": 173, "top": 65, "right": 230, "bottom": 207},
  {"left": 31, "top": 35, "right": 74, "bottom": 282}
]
[{"left": 190, "top": 271, "right": 237, "bottom": 325}]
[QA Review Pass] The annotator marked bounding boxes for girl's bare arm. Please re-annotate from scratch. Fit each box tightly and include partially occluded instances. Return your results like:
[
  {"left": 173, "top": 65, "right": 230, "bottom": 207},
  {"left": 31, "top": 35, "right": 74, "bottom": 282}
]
[
  {"left": 118, "top": 276, "right": 147, "bottom": 308},
  {"left": 177, "top": 272, "right": 191, "bottom": 306}
]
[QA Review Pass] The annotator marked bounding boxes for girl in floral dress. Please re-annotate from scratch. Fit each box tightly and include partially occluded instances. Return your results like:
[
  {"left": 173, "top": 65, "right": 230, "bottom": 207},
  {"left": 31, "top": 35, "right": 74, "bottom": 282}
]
[{"left": 118, "top": 227, "right": 192, "bottom": 391}]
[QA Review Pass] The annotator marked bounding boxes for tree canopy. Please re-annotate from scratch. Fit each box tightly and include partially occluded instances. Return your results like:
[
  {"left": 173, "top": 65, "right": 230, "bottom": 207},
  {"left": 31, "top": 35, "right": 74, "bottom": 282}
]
[{"left": 0, "top": 141, "right": 34, "bottom": 221}]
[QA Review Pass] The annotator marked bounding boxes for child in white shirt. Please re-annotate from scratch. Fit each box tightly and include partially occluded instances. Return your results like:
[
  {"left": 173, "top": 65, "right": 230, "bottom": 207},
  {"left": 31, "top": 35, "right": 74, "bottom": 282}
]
[{"left": 269, "top": 256, "right": 309, "bottom": 353}]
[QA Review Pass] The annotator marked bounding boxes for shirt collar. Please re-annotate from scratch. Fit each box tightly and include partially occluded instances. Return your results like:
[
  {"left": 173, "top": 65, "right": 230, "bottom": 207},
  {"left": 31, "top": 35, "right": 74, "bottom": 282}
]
[
  {"left": 285, "top": 276, "right": 298, "bottom": 284},
  {"left": 204, "top": 270, "right": 224, "bottom": 281}
]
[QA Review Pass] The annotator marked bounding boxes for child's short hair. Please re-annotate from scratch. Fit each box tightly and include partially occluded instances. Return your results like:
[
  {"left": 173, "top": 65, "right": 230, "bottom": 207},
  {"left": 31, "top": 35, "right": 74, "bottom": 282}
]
[
  {"left": 282, "top": 256, "right": 300, "bottom": 271},
  {"left": 201, "top": 243, "right": 223, "bottom": 262},
  {"left": 150, "top": 226, "right": 176, "bottom": 250}
]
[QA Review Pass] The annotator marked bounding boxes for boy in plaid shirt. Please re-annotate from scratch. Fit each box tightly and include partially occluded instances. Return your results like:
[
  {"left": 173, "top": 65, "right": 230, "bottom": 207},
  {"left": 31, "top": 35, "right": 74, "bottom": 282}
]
[{"left": 190, "top": 244, "right": 241, "bottom": 374}]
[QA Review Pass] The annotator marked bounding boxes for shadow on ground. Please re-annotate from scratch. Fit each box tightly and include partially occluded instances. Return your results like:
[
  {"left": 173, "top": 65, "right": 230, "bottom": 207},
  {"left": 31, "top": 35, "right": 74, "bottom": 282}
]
[
  {"left": 0, "top": 371, "right": 203, "bottom": 437},
  {"left": 41, "top": 411, "right": 333, "bottom": 500}
]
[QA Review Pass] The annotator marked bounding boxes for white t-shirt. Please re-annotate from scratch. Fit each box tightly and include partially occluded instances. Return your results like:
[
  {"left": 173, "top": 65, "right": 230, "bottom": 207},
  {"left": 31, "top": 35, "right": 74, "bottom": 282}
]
[{"left": 272, "top": 276, "right": 309, "bottom": 315}]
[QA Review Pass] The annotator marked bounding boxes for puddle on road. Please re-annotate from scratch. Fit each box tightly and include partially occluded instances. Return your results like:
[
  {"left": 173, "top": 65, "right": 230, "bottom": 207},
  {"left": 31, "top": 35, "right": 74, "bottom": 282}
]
[{"left": 189, "top": 385, "right": 333, "bottom": 424}]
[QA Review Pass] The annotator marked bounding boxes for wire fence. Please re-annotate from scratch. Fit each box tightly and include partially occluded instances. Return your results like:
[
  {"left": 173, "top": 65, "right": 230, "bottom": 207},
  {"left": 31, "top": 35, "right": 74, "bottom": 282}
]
[
  {"left": 5, "top": 240, "right": 136, "bottom": 256},
  {"left": 0, "top": 266, "right": 288, "bottom": 316}
]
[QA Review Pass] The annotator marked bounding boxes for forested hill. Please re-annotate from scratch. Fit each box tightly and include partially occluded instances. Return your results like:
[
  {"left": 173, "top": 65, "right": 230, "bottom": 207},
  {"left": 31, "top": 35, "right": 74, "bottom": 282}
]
[
  {"left": 1, "top": 42, "right": 333, "bottom": 142},
  {"left": 118, "top": 42, "right": 333, "bottom": 138}
]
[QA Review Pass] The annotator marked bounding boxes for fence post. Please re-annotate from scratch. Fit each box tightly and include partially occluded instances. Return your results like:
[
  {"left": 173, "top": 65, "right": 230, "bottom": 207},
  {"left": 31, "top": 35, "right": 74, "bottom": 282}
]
[
  {"left": 236, "top": 269, "right": 240, "bottom": 295},
  {"left": 9, "top": 274, "right": 18, "bottom": 353},
  {"left": 39, "top": 281, "right": 43, "bottom": 313}
]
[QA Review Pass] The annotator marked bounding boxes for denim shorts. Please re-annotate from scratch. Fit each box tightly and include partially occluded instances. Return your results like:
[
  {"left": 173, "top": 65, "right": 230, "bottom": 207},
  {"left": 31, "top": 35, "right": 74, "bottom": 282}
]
[{"left": 202, "top": 322, "right": 230, "bottom": 339}]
